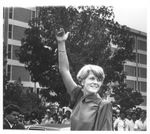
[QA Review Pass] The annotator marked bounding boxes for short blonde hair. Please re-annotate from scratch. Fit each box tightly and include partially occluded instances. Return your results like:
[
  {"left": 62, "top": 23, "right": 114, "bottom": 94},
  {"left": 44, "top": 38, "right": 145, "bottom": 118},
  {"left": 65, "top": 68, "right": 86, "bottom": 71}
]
[{"left": 77, "top": 64, "right": 105, "bottom": 84}]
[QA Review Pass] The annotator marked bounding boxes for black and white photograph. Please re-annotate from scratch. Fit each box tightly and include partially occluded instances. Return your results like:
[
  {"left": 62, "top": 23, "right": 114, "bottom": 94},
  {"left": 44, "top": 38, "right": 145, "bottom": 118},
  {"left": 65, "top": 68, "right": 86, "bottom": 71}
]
[{"left": 1, "top": 0, "right": 148, "bottom": 132}]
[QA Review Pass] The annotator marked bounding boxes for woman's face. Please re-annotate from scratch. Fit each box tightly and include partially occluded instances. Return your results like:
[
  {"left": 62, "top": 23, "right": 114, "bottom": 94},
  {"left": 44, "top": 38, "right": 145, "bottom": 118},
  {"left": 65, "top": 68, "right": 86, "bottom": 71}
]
[{"left": 82, "top": 71, "right": 102, "bottom": 96}]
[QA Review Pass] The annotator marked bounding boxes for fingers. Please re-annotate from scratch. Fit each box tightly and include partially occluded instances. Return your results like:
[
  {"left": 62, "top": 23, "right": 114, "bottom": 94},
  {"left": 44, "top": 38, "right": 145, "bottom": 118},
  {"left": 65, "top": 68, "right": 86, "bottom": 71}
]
[
  {"left": 57, "top": 28, "right": 65, "bottom": 37},
  {"left": 66, "top": 32, "right": 70, "bottom": 36},
  {"left": 64, "top": 32, "right": 70, "bottom": 39},
  {"left": 56, "top": 28, "right": 70, "bottom": 42}
]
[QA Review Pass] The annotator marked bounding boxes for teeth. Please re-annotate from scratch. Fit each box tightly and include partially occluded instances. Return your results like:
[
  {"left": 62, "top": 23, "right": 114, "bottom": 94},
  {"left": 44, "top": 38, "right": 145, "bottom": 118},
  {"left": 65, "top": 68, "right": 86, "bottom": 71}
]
[{"left": 91, "top": 86, "right": 98, "bottom": 88}]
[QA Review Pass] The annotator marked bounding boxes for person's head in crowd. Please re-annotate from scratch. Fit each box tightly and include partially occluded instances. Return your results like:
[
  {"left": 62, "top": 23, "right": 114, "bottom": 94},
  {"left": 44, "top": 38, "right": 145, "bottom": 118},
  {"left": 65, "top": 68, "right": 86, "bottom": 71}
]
[
  {"left": 136, "top": 107, "right": 142, "bottom": 119},
  {"left": 126, "top": 113, "right": 131, "bottom": 120},
  {"left": 65, "top": 110, "right": 71, "bottom": 119},
  {"left": 140, "top": 110, "right": 146, "bottom": 120},
  {"left": 119, "top": 111, "right": 126, "bottom": 120},
  {"left": 112, "top": 114, "right": 117, "bottom": 122},
  {"left": 4, "top": 104, "right": 20, "bottom": 124},
  {"left": 24, "top": 113, "right": 30, "bottom": 122},
  {"left": 46, "top": 109, "right": 52, "bottom": 117},
  {"left": 131, "top": 112, "right": 137, "bottom": 121},
  {"left": 136, "top": 107, "right": 142, "bottom": 112},
  {"left": 30, "top": 111, "right": 37, "bottom": 119},
  {"left": 58, "top": 109, "right": 63, "bottom": 116},
  {"left": 52, "top": 113, "right": 59, "bottom": 122},
  {"left": 18, "top": 114, "right": 25, "bottom": 123}
]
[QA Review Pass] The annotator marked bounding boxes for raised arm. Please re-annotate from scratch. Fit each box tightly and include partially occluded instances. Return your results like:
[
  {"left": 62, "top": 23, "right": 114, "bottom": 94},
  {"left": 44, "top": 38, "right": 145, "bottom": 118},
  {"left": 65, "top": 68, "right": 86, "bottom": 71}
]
[{"left": 56, "top": 28, "right": 77, "bottom": 95}]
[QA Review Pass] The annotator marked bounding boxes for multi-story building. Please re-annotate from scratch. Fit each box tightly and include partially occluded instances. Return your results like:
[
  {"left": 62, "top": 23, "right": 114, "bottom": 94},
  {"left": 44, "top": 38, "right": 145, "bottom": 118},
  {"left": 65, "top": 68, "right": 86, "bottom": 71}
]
[
  {"left": 124, "top": 29, "right": 147, "bottom": 110},
  {"left": 3, "top": 7, "right": 40, "bottom": 93},
  {"left": 3, "top": 7, "right": 147, "bottom": 109}
]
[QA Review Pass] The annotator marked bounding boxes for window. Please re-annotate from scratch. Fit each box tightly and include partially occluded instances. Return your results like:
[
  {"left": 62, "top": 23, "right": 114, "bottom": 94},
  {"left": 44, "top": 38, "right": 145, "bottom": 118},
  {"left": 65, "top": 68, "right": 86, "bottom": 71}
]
[
  {"left": 138, "top": 40, "right": 147, "bottom": 51},
  {"left": 138, "top": 54, "right": 147, "bottom": 64},
  {"left": 8, "top": 24, "right": 12, "bottom": 39},
  {"left": 125, "top": 65, "right": 136, "bottom": 77},
  {"left": 126, "top": 80, "right": 136, "bottom": 91},
  {"left": 138, "top": 81, "right": 147, "bottom": 92},
  {"left": 9, "top": 7, "right": 13, "bottom": 19},
  {"left": 14, "top": 8, "right": 31, "bottom": 23},
  {"left": 12, "top": 65, "right": 30, "bottom": 81},
  {"left": 7, "top": 65, "right": 11, "bottom": 80},
  {"left": 138, "top": 67, "right": 147, "bottom": 78},
  {"left": 13, "top": 25, "right": 26, "bottom": 40},
  {"left": 8, "top": 44, "right": 12, "bottom": 59}
]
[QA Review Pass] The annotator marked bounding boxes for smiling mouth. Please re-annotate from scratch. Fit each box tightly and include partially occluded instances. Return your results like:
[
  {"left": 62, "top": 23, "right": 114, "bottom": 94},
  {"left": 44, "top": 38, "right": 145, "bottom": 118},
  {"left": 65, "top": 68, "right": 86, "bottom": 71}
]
[{"left": 90, "top": 86, "right": 99, "bottom": 88}]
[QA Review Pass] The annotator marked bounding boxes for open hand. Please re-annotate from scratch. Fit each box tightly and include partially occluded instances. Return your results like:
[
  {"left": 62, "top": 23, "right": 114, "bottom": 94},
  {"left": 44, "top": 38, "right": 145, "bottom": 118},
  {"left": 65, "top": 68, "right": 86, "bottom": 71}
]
[{"left": 56, "top": 28, "right": 70, "bottom": 42}]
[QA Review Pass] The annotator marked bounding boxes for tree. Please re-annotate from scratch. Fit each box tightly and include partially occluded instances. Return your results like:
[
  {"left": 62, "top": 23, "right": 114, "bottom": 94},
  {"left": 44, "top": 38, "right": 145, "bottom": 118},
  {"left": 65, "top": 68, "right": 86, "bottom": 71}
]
[
  {"left": 111, "top": 83, "right": 144, "bottom": 111},
  {"left": 3, "top": 44, "right": 8, "bottom": 92},
  {"left": 17, "top": 6, "right": 143, "bottom": 108},
  {"left": 3, "top": 78, "right": 43, "bottom": 114},
  {"left": 3, "top": 41, "right": 44, "bottom": 114},
  {"left": 20, "top": 89, "right": 43, "bottom": 114},
  {"left": 3, "top": 78, "right": 23, "bottom": 107}
]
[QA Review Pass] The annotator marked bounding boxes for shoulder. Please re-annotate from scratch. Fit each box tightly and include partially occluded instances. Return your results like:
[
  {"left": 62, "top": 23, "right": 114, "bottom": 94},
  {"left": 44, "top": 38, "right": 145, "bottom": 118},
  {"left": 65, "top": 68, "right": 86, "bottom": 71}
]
[
  {"left": 71, "top": 85, "right": 82, "bottom": 96},
  {"left": 3, "top": 119, "right": 10, "bottom": 129},
  {"left": 125, "top": 119, "right": 130, "bottom": 124},
  {"left": 98, "top": 100, "right": 112, "bottom": 114},
  {"left": 3, "top": 119, "right": 8, "bottom": 124},
  {"left": 97, "top": 99, "right": 112, "bottom": 116},
  {"left": 128, "top": 120, "right": 133, "bottom": 124},
  {"left": 115, "top": 118, "right": 120, "bottom": 122},
  {"left": 69, "top": 85, "right": 83, "bottom": 109},
  {"left": 135, "top": 120, "right": 140, "bottom": 124}
]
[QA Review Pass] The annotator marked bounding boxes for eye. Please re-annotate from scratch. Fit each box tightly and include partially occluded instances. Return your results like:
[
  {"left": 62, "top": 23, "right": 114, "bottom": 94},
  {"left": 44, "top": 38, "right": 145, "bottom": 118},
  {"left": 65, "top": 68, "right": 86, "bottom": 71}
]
[
  {"left": 12, "top": 114, "right": 19, "bottom": 117},
  {"left": 97, "top": 78, "right": 102, "bottom": 82},
  {"left": 90, "top": 77, "right": 95, "bottom": 80}
]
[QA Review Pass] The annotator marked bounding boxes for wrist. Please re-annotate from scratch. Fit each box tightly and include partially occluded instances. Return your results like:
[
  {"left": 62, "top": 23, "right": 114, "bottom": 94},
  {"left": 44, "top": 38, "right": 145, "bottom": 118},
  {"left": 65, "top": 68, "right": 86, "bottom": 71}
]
[
  {"left": 57, "top": 40, "right": 66, "bottom": 44},
  {"left": 57, "top": 40, "right": 66, "bottom": 47},
  {"left": 58, "top": 50, "right": 66, "bottom": 52}
]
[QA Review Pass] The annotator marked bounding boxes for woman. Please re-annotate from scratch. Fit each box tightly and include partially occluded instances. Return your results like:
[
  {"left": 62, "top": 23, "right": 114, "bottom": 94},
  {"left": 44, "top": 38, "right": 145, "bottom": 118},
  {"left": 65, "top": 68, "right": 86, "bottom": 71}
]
[{"left": 56, "top": 28, "right": 112, "bottom": 130}]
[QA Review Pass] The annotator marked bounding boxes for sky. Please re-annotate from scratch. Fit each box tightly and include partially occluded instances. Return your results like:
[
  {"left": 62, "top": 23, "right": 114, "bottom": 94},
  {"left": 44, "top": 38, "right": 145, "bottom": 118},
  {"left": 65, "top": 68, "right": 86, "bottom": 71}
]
[
  {"left": 113, "top": 6, "right": 147, "bottom": 32},
  {"left": 1, "top": 0, "right": 148, "bottom": 33}
]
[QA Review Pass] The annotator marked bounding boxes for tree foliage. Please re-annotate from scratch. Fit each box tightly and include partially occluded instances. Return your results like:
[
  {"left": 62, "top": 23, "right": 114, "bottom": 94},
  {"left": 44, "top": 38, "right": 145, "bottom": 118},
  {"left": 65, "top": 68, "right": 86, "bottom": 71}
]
[
  {"left": 3, "top": 44, "right": 8, "bottom": 90},
  {"left": 16, "top": 6, "right": 143, "bottom": 108},
  {"left": 3, "top": 39, "right": 43, "bottom": 114},
  {"left": 3, "top": 78, "right": 43, "bottom": 114},
  {"left": 111, "top": 83, "right": 144, "bottom": 111}
]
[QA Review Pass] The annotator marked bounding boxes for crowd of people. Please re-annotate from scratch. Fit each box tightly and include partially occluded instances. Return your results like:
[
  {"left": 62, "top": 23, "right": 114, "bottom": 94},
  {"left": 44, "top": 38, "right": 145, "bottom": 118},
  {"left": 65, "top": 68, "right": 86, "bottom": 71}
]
[
  {"left": 112, "top": 107, "right": 147, "bottom": 131},
  {"left": 3, "top": 103, "right": 147, "bottom": 131},
  {"left": 3, "top": 104, "right": 71, "bottom": 129}
]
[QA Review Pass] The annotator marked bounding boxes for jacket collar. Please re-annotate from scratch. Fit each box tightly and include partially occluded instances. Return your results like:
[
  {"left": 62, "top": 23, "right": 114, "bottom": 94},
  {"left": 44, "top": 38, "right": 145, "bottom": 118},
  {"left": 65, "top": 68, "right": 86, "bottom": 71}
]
[
  {"left": 82, "top": 93, "right": 102, "bottom": 105},
  {"left": 5, "top": 118, "right": 13, "bottom": 128}
]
